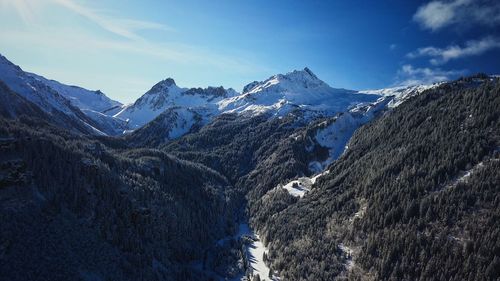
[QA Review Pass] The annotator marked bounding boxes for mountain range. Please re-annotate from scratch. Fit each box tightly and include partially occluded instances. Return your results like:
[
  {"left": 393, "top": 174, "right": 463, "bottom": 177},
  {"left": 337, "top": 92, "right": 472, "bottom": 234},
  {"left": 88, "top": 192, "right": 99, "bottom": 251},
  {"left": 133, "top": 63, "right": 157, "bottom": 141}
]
[
  {"left": 0, "top": 54, "right": 498, "bottom": 281},
  {"left": 0, "top": 54, "right": 442, "bottom": 147}
]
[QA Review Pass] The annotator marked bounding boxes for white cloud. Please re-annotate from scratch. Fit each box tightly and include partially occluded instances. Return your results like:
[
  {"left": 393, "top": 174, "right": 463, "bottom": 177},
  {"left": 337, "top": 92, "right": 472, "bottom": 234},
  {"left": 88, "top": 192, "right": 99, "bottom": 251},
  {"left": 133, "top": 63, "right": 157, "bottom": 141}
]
[
  {"left": 0, "top": 0, "right": 42, "bottom": 24},
  {"left": 396, "top": 64, "right": 465, "bottom": 86},
  {"left": 0, "top": 0, "right": 269, "bottom": 74},
  {"left": 407, "top": 37, "right": 500, "bottom": 65},
  {"left": 414, "top": 0, "right": 500, "bottom": 31},
  {"left": 51, "top": 0, "right": 173, "bottom": 41}
]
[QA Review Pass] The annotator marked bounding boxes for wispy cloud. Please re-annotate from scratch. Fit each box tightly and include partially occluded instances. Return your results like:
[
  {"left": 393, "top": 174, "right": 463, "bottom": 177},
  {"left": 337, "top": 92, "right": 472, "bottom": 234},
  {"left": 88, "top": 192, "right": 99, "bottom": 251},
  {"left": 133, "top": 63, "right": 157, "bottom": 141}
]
[
  {"left": 407, "top": 37, "right": 500, "bottom": 65},
  {"left": 0, "top": 0, "right": 268, "bottom": 74},
  {"left": 414, "top": 0, "right": 500, "bottom": 31},
  {"left": 0, "top": 0, "right": 41, "bottom": 24},
  {"left": 51, "top": 0, "right": 173, "bottom": 40},
  {"left": 395, "top": 64, "right": 465, "bottom": 86}
]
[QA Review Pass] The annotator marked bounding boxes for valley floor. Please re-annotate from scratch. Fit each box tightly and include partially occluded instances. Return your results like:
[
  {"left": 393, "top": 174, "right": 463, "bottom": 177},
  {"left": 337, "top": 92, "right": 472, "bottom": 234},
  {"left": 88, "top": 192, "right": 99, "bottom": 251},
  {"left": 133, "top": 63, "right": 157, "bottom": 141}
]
[{"left": 234, "top": 223, "right": 276, "bottom": 281}]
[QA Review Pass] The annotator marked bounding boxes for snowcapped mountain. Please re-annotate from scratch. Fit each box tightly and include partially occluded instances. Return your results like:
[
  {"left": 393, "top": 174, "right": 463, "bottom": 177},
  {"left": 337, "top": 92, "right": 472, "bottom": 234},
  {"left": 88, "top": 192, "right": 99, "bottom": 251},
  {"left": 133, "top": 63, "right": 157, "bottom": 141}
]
[
  {"left": 218, "top": 67, "right": 379, "bottom": 117},
  {"left": 359, "top": 83, "right": 441, "bottom": 108},
  {"left": 124, "top": 107, "right": 204, "bottom": 147},
  {"left": 125, "top": 68, "right": 394, "bottom": 149},
  {"left": 0, "top": 52, "right": 440, "bottom": 140},
  {"left": 120, "top": 67, "right": 382, "bottom": 142},
  {"left": 114, "top": 78, "right": 237, "bottom": 129},
  {"left": 306, "top": 98, "right": 390, "bottom": 173},
  {"left": 28, "top": 73, "right": 122, "bottom": 112},
  {"left": 0, "top": 54, "right": 106, "bottom": 134},
  {"left": 0, "top": 54, "right": 127, "bottom": 135},
  {"left": 0, "top": 55, "right": 80, "bottom": 116},
  {"left": 0, "top": 80, "right": 50, "bottom": 120}
]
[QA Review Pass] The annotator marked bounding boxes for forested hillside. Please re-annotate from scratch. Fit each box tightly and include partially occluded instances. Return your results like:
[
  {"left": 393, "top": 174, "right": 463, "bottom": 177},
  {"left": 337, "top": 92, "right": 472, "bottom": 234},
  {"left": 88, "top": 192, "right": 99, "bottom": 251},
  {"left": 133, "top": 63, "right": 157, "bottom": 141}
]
[
  {"left": 0, "top": 117, "right": 238, "bottom": 281},
  {"left": 252, "top": 76, "right": 500, "bottom": 280},
  {"left": 1, "top": 75, "right": 498, "bottom": 281}
]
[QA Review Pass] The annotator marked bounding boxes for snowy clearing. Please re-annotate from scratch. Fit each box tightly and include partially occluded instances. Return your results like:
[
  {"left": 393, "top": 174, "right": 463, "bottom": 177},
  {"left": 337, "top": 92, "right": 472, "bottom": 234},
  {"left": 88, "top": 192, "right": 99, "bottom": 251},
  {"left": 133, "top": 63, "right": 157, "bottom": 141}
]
[
  {"left": 432, "top": 161, "right": 485, "bottom": 194},
  {"left": 232, "top": 224, "right": 278, "bottom": 281},
  {"left": 338, "top": 243, "right": 355, "bottom": 271},
  {"left": 281, "top": 170, "right": 330, "bottom": 198}
]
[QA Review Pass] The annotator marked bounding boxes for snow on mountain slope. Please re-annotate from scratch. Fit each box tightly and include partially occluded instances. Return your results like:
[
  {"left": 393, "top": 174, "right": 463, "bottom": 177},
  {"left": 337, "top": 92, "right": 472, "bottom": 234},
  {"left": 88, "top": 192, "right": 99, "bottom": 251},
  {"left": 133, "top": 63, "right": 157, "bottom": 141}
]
[
  {"left": 359, "top": 83, "right": 441, "bottom": 108},
  {"left": 276, "top": 99, "right": 390, "bottom": 198},
  {"left": 82, "top": 109, "right": 129, "bottom": 135},
  {"left": 0, "top": 54, "right": 126, "bottom": 135},
  {"left": 218, "top": 68, "right": 379, "bottom": 117},
  {"left": 0, "top": 54, "right": 81, "bottom": 116},
  {"left": 115, "top": 78, "right": 237, "bottom": 129},
  {"left": 280, "top": 170, "right": 330, "bottom": 198},
  {"left": 0, "top": 54, "right": 108, "bottom": 134},
  {"left": 309, "top": 97, "right": 391, "bottom": 171},
  {"left": 121, "top": 67, "right": 422, "bottom": 142},
  {"left": 28, "top": 73, "right": 122, "bottom": 112},
  {"left": 0, "top": 80, "right": 50, "bottom": 120},
  {"left": 125, "top": 107, "right": 205, "bottom": 146}
]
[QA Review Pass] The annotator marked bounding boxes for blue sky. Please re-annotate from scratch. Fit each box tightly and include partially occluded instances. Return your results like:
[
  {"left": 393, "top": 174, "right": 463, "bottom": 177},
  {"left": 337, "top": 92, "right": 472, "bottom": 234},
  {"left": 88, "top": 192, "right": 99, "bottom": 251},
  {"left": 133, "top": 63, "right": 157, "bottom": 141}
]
[{"left": 1, "top": 0, "right": 499, "bottom": 103}]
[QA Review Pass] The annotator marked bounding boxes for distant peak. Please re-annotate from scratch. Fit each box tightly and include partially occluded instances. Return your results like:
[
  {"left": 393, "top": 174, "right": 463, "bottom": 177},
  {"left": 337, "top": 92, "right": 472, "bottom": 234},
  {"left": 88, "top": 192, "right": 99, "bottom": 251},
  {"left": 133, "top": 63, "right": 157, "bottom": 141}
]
[
  {"left": 147, "top": 78, "right": 177, "bottom": 94},
  {"left": 303, "top": 67, "right": 318, "bottom": 79},
  {"left": 0, "top": 53, "right": 9, "bottom": 63},
  {"left": 159, "top": 78, "right": 176, "bottom": 87},
  {"left": 242, "top": 81, "right": 260, "bottom": 93},
  {"left": 0, "top": 54, "right": 21, "bottom": 70},
  {"left": 283, "top": 67, "right": 320, "bottom": 81}
]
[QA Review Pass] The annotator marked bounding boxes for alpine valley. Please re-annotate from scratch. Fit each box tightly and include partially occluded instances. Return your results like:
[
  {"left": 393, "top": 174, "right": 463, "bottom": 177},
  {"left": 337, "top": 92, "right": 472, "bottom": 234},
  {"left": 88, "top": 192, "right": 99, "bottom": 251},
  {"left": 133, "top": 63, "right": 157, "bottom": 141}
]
[{"left": 0, "top": 53, "right": 499, "bottom": 281}]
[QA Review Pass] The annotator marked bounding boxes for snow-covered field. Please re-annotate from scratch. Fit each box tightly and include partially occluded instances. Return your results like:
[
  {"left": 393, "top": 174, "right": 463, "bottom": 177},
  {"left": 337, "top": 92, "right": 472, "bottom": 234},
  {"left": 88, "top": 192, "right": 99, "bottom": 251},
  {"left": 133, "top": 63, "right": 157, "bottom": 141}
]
[
  {"left": 281, "top": 170, "right": 330, "bottom": 198},
  {"left": 237, "top": 224, "right": 277, "bottom": 281}
]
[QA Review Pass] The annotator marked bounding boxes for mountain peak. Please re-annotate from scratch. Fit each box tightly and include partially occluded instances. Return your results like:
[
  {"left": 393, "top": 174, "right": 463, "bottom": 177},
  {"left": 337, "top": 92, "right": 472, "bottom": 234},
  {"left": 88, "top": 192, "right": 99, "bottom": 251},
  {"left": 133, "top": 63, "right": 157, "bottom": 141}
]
[
  {"left": 0, "top": 54, "right": 22, "bottom": 72},
  {"left": 158, "top": 78, "right": 176, "bottom": 87},
  {"left": 303, "top": 67, "right": 318, "bottom": 79},
  {"left": 145, "top": 78, "right": 178, "bottom": 96},
  {"left": 284, "top": 67, "right": 320, "bottom": 81}
]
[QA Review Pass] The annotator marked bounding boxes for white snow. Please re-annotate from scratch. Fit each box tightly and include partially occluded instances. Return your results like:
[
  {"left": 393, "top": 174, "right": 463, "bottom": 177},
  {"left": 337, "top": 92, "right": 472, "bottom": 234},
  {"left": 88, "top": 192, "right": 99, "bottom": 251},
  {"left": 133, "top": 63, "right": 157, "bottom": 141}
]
[
  {"left": 431, "top": 161, "right": 486, "bottom": 194},
  {"left": 107, "top": 66, "right": 441, "bottom": 140},
  {"left": 338, "top": 243, "right": 355, "bottom": 271},
  {"left": 113, "top": 67, "right": 384, "bottom": 139},
  {"left": 165, "top": 108, "right": 197, "bottom": 139},
  {"left": 82, "top": 109, "right": 128, "bottom": 135},
  {"left": 0, "top": 54, "right": 128, "bottom": 135},
  {"left": 236, "top": 224, "right": 278, "bottom": 281},
  {"left": 0, "top": 52, "right": 444, "bottom": 140},
  {"left": 218, "top": 68, "right": 378, "bottom": 118},
  {"left": 307, "top": 98, "right": 390, "bottom": 172},
  {"left": 281, "top": 170, "right": 330, "bottom": 198},
  {"left": 359, "top": 83, "right": 441, "bottom": 108},
  {"left": 456, "top": 162, "right": 484, "bottom": 184},
  {"left": 28, "top": 73, "right": 122, "bottom": 112},
  {"left": 114, "top": 80, "right": 236, "bottom": 135},
  {"left": 350, "top": 200, "right": 367, "bottom": 223},
  {"left": 281, "top": 178, "right": 312, "bottom": 198},
  {"left": 0, "top": 54, "right": 78, "bottom": 116}
]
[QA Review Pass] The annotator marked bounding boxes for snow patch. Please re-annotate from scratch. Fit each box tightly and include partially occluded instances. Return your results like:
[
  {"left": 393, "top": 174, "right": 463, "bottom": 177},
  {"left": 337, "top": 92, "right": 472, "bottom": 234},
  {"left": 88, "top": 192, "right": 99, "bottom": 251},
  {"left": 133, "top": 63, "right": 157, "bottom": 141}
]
[
  {"left": 359, "top": 83, "right": 441, "bottom": 108},
  {"left": 339, "top": 243, "right": 355, "bottom": 271},
  {"left": 227, "top": 224, "right": 279, "bottom": 281},
  {"left": 308, "top": 98, "right": 390, "bottom": 172},
  {"left": 433, "top": 161, "right": 485, "bottom": 194},
  {"left": 280, "top": 170, "right": 329, "bottom": 198}
]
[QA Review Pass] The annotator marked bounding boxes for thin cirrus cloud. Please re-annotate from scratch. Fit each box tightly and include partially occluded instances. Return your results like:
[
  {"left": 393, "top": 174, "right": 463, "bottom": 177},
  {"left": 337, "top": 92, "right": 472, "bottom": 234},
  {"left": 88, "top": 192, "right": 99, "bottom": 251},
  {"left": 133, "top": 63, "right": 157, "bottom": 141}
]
[
  {"left": 0, "top": 0, "right": 268, "bottom": 74},
  {"left": 396, "top": 64, "right": 465, "bottom": 86},
  {"left": 407, "top": 37, "right": 500, "bottom": 65},
  {"left": 413, "top": 0, "right": 500, "bottom": 31},
  {"left": 51, "top": 0, "right": 174, "bottom": 41}
]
